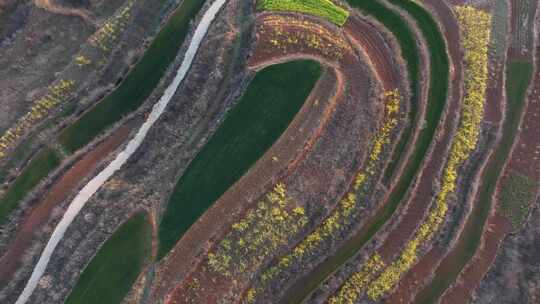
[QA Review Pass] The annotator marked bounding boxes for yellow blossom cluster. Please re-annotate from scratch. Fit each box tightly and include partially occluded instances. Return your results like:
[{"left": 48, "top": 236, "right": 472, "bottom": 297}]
[
  {"left": 328, "top": 254, "right": 385, "bottom": 304},
  {"left": 0, "top": 79, "right": 75, "bottom": 159},
  {"left": 259, "top": 15, "right": 351, "bottom": 60},
  {"left": 245, "top": 90, "right": 401, "bottom": 301},
  {"left": 207, "top": 183, "right": 308, "bottom": 277},
  {"left": 364, "top": 6, "right": 491, "bottom": 300},
  {"left": 75, "top": 55, "right": 92, "bottom": 66},
  {"left": 89, "top": 1, "right": 134, "bottom": 52}
]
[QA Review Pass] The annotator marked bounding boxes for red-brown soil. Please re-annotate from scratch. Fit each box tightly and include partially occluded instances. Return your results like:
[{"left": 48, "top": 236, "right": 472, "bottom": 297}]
[
  {"left": 0, "top": 123, "right": 132, "bottom": 287},
  {"left": 440, "top": 214, "right": 512, "bottom": 304},
  {"left": 385, "top": 247, "right": 444, "bottom": 303},
  {"left": 344, "top": 14, "right": 399, "bottom": 88}
]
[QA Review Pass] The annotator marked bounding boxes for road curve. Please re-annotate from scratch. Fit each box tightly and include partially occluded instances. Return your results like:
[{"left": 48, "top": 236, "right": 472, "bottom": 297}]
[{"left": 14, "top": 0, "right": 227, "bottom": 302}]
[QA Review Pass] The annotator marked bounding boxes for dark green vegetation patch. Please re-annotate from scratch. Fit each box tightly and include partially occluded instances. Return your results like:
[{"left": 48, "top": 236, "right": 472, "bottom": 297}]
[
  {"left": 65, "top": 212, "right": 152, "bottom": 304},
  {"left": 0, "top": 148, "right": 60, "bottom": 225},
  {"left": 499, "top": 172, "right": 537, "bottom": 230},
  {"left": 157, "top": 60, "right": 322, "bottom": 259}
]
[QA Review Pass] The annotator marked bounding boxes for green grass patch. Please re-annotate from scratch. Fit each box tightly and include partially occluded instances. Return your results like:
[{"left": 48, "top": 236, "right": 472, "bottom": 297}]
[
  {"left": 65, "top": 212, "right": 152, "bottom": 304},
  {"left": 415, "top": 61, "right": 534, "bottom": 304},
  {"left": 499, "top": 172, "right": 537, "bottom": 230},
  {"left": 280, "top": 1, "right": 450, "bottom": 302},
  {"left": 0, "top": 148, "right": 60, "bottom": 225},
  {"left": 157, "top": 60, "right": 322, "bottom": 259},
  {"left": 257, "top": 0, "right": 349, "bottom": 26},
  {"left": 59, "top": 0, "right": 206, "bottom": 152}
]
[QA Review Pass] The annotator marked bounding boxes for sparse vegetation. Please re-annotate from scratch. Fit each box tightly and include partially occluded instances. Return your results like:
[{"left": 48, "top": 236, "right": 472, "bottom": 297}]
[
  {"left": 89, "top": 1, "right": 134, "bottom": 52},
  {"left": 260, "top": 15, "right": 352, "bottom": 59}
]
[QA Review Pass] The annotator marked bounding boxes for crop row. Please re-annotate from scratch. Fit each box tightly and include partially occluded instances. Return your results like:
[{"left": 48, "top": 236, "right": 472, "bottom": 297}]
[
  {"left": 338, "top": 6, "right": 491, "bottom": 301},
  {"left": 0, "top": 79, "right": 75, "bottom": 160},
  {"left": 257, "top": 0, "right": 349, "bottom": 26},
  {"left": 259, "top": 15, "right": 352, "bottom": 60},
  {"left": 207, "top": 183, "right": 308, "bottom": 279},
  {"left": 89, "top": 0, "right": 134, "bottom": 52},
  {"left": 244, "top": 89, "right": 401, "bottom": 302}
]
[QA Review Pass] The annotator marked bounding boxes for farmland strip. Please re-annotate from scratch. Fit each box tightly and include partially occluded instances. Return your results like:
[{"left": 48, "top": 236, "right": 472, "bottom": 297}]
[
  {"left": 64, "top": 212, "right": 152, "bottom": 304},
  {"left": 278, "top": 0, "right": 450, "bottom": 301},
  {"left": 157, "top": 60, "right": 323, "bottom": 259}
]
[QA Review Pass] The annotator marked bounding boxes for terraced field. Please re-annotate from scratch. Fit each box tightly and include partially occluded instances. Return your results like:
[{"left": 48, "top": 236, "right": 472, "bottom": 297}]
[{"left": 0, "top": 0, "right": 538, "bottom": 303}]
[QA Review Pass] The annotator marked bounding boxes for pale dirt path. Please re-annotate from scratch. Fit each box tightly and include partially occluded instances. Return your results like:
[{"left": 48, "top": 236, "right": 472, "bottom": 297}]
[{"left": 34, "top": 0, "right": 97, "bottom": 26}]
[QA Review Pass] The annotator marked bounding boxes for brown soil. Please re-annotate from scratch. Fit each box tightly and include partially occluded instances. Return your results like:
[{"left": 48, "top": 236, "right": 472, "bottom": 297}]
[
  {"left": 484, "top": 61, "right": 505, "bottom": 123},
  {"left": 0, "top": 122, "right": 131, "bottom": 287},
  {"left": 344, "top": 14, "right": 399, "bottom": 88},
  {"left": 385, "top": 247, "right": 444, "bottom": 304},
  {"left": 440, "top": 214, "right": 512, "bottom": 303},
  {"left": 248, "top": 13, "right": 352, "bottom": 69}
]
